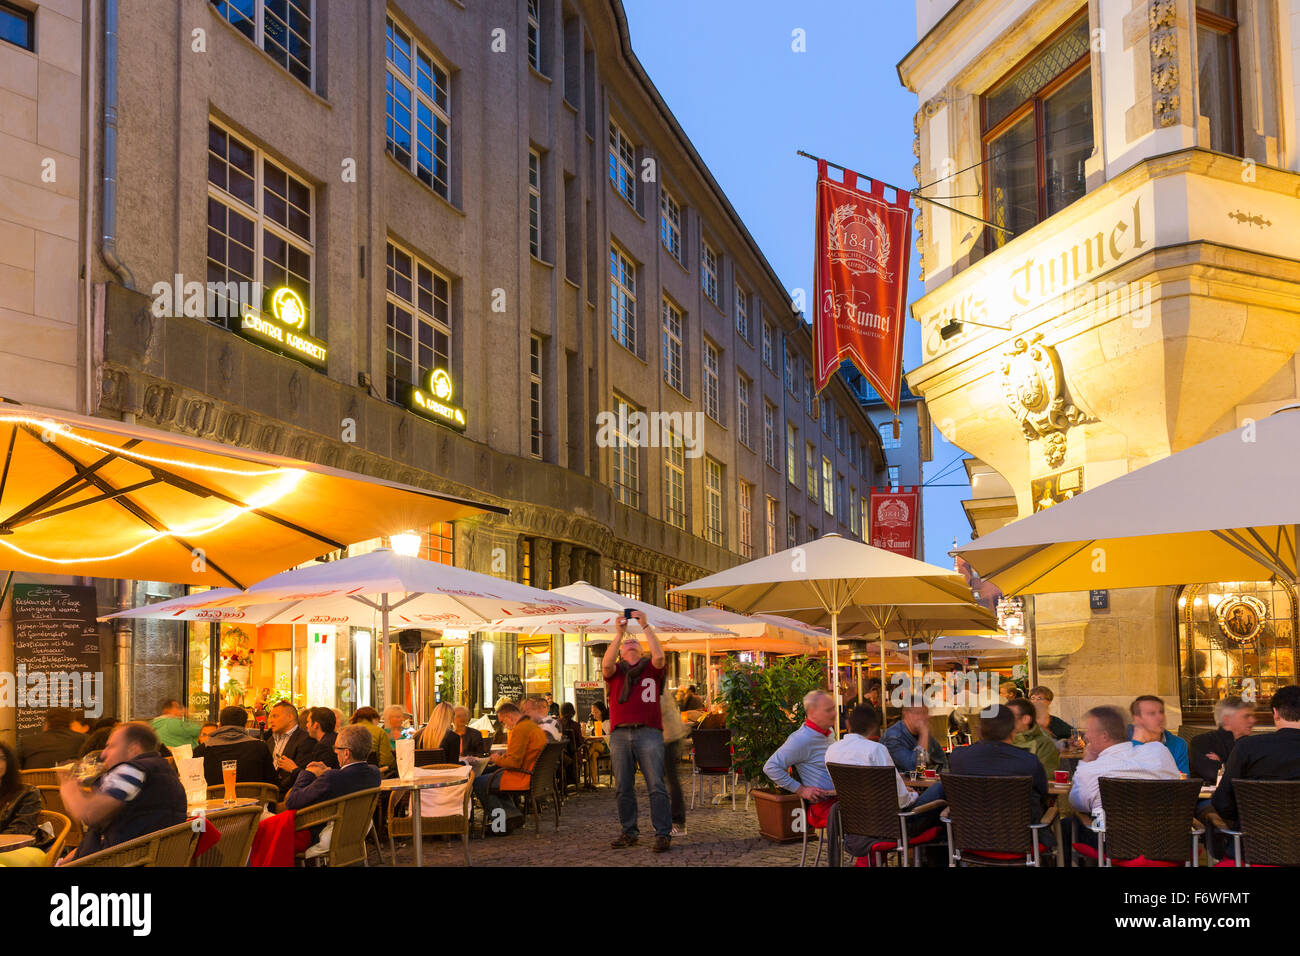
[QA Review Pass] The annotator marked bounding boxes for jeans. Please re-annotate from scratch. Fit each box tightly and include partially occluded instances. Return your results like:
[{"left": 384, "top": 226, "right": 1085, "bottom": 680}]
[
  {"left": 609, "top": 726, "right": 672, "bottom": 839},
  {"left": 664, "top": 738, "right": 685, "bottom": 826},
  {"left": 472, "top": 765, "right": 521, "bottom": 831}
]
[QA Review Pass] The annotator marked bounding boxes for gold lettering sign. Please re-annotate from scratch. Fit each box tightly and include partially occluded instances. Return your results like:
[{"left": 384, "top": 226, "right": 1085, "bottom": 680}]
[
  {"left": 405, "top": 368, "right": 467, "bottom": 431},
  {"left": 237, "top": 287, "right": 327, "bottom": 370}
]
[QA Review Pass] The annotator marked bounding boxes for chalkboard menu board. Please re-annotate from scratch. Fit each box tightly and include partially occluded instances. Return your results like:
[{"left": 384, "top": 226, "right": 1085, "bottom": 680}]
[
  {"left": 573, "top": 681, "right": 606, "bottom": 717},
  {"left": 493, "top": 673, "right": 525, "bottom": 704},
  {"left": 12, "top": 584, "right": 102, "bottom": 737}
]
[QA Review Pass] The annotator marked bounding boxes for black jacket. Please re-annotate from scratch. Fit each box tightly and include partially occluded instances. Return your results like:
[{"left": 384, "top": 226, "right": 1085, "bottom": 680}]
[
  {"left": 305, "top": 731, "right": 340, "bottom": 770},
  {"left": 1211, "top": 727, "right": 1300, "bottom": 823},
  {"left": 284, "top": 761, "right": 382, "bottom": 810},
  {"left": 267, "top": 726, "right": 317, "bottom": 793},
  {"left": 439, "top": 727, "right": 485, "bottom": 762},
  {"left": 948, "top": 739, "right": 1050, "bottom": 820},
  {"left": 201, "top": 726, "right": 277, "bottom": 787},
  {"left": 17, "top": 728, "right": 86, "bottom": 769},
  {"left": 1189, "top": 728, "right": 1237, "bottom": 785}
]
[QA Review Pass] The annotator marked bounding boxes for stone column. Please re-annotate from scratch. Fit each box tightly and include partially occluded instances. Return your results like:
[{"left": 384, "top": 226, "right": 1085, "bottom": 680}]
[
  {"left": 553, "top": 542, "right": 573, "bottom": 586},
  {"left": 641, "top": 571, "right": 661, "bottom": 607},
  {"left": 530, "top": 537, "right": 552, "bottom": 590}
]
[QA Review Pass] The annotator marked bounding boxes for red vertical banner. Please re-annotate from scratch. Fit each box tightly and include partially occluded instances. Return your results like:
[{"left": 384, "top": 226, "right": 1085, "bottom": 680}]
[
  {"left": 869, "top": 486, "right": 919, "bottom": 557},
  {"left": 813, "top": 160, "right": 912, "bottom": 411}
]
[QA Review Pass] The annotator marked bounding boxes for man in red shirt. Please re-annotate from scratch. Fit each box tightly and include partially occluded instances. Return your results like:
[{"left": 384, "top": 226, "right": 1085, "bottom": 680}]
[{"left": 602, "top": 609, "right": 672, "bottom": 853}]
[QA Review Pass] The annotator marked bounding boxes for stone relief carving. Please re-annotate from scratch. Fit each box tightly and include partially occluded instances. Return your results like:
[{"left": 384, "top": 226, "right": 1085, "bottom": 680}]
[
  {"left": 1149, "top": 0, "right": 1180, "bottom": 128},
  {"left": 1000, "top": 334, "right": 1090, "bottom": 469},
  {"left": 287, "top": 370, "right": 302, "bottom": 413},
  {"left": 911, "top": 93, "right": 946, "bottom": 281}
]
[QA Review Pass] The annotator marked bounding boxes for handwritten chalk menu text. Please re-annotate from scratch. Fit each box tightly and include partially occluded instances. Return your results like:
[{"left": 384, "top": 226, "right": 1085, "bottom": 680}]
[
  {"left": 493, "top": 673, "right": 525, "bottom": 704},
  {"left": 12, "top": 584, "right": 101, "bottom": 737}
]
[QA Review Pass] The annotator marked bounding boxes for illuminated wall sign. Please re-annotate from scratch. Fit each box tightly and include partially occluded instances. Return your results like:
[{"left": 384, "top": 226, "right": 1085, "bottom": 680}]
[
  {"left": 404, "top": 368, "right": 467, "bottom": 431},
  {"left": 237, "top": 287, "right": 328, "bottom": 371}
]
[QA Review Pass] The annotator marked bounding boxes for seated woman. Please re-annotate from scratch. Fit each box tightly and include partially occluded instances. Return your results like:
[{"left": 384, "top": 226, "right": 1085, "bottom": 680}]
[
  {"left": 557, "top": 702, "right": 583, "bottom": 790},
  {"left": 583, "top": 702, "right": 609, "bottom": 789},
  {"left": 0, "top": 740, "right": 52, "bottom": 867},
  {"left": 349, "top": 707, "right": 396, "bottom": 774},
  {"left": 418, "top": 702, "right": 455, "bottom": 760},
  {"left": 440, "top": 706, "right": 486, "bottom": 762}
]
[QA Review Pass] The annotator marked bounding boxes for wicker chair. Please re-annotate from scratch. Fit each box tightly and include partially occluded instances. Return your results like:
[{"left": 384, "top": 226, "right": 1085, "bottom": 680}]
[
  {"left": 20, "top": 768, "right": 59, "bottom": 787},
  {"left": 1212, "top": 780, "right": 1300, "bottom": 867},
  {"left": 690, "top": 728, "right": 738, "bottom": 810},
  {"left": 387, "top": 764, "right": 475, "bottom": 865},
  {"left": 940, "top": 774, "right": 1058, "bottom": 867},
  {"left": 63, "top": 820, "right": 199, "bottom": 867},
  {"left": 38, "top": 809, "right": 71, "bottom": 867},
  {"left": 205, "top": 782, "right": 280, "bottom": 806},
  {"left": 36, "top": 785, "right": 83, "bottom": 850},
  {"left": 1075, "top": 778, "right": 1204, "bottom": 867},
  {"left": 192, "top": 804, "right": 263, "bottom": 867},
  {"left": 515, "top": 741, "right": 563, "bottom": 835},
  {"left": 291, "top": 787, "right": 382, "bottom": 867},
  {"left": 827, "top": 763, "right": 946, "bottom": 867}
]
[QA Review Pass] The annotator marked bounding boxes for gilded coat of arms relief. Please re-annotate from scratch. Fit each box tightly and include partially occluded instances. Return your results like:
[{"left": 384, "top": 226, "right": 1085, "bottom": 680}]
[{"left": 1000, "top": 333, "right": 1090, "bottom": 469}]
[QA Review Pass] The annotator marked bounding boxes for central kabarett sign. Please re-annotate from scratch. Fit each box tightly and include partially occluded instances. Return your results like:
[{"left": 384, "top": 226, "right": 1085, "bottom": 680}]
[
  {"left": 869, "top": 486, "right": 919, "bottom": 558},
  {"left": 813, "top": 159, "right": 913, "bottom": 411}
]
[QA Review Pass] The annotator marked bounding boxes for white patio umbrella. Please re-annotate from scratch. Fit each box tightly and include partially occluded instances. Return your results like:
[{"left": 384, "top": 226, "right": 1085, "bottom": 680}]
[
  {"left": 925, "top": 634, "right": 1026, "bottom": 660},
  {"left": 670, "top": 534, "right": 977, "bottom": 733},
  {"left": 674, "top": 606, "right": 827, "bottom": 654},
  {"left": 958, "top": 406, "right": 1300, "bottom": 594}
]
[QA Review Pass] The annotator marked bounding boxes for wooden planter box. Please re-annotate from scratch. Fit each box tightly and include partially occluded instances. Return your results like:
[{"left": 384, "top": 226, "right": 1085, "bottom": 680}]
[{"left": 751, "top": 789, "right": 802, "bottom": 843}]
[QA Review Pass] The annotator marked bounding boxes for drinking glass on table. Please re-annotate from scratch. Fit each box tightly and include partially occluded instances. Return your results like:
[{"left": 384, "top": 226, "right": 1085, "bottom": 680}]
[{"left": 222, "top": 760, "right": 237, "bottom": 805}]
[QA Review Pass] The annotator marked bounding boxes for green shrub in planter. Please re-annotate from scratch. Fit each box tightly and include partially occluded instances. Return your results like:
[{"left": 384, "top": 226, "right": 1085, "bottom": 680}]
[{"left": 718, "top": 655, "right": 827, "bottom": 793}]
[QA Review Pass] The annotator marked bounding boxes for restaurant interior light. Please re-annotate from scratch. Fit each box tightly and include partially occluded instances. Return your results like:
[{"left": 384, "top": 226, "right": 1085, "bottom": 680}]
[{"left": 390, "top": 531, "right": 422, "bottom": 557}]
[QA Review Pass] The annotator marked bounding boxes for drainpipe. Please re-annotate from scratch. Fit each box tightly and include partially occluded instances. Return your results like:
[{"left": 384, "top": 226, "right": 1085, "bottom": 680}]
[{"left": 101, "top": 0, "right": 134, "bottom": 291}]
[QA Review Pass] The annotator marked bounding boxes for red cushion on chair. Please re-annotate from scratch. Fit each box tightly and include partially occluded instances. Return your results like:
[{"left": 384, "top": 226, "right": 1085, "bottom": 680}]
[
  {"left": 1072, "top": 842, "right": 1099, "bottom": 860},
  {"left": 248, "top": 810, "right": 296, "bottom": 867},
  {"left": 187, "top": 816, "right": 222, "bottom": 859},
  {"left": 1112, "top": 856, "right": 1181, "bottom": 867},
  {"left": 806, "top": 798, "right": 836, "bottom": 830},
  {"left": 965, "top": 843, "right": 1049, "bottom": 861},
  {"left": 1213, "top": 858, "right": 1238, "bottom": 867},
  {"left": 910, "top": 826, "right": 942, "bottom": 845},
  {"left": 1211, "top": 859, "right": 1276, "bottom": 868}
]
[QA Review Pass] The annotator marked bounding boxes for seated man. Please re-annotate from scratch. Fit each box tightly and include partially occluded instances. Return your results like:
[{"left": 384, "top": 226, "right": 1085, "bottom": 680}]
[
  {"left": 472, "top": 702, "right": 546, "bottom": 835},
  {"left": 303, "top": 707, "right": 340, "bottom": 770},
  {"left": 284, "top": 724, "right": 382, "bottom": 811},
  {"left": 1128, "top": 695, "right": 1190, "bottom": 774},
  {"left": 201, "top": 706, "right": 277, "bottom": 787},
  {"left": 1190, "top": 696, "right": 1255, "bottom": 786},
  {"left": 1008, "top": 697, "right": 1060, "bottom": 774},
  {"left": 18, "top": 708, "right": 87, "bottom": 769},
  {"left": 59, "top": 723, "right": 187, "bottom": 861},
  {"left": 1028, "top": 686, "right": 1073, "bottom": 742},
  {"left": 1069, "top": 705, "right": 1180, "bottom": 846},
  {"left": 1211, "top": 684, "right": 1300, "bottom": 827},
  {"left": 882, "top": 706, "right": 948, "bottom": 773},
  {"left": 762, "top": 690, "right": 837, "bottom": 832},
  {"left": 523, "top": 696, "right": 564, "bottom": 742}
]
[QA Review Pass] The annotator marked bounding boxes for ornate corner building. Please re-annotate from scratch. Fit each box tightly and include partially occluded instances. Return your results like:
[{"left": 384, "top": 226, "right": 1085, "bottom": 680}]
[{"left": 899, "top": 0, "right": 1300, "bottom": 730}]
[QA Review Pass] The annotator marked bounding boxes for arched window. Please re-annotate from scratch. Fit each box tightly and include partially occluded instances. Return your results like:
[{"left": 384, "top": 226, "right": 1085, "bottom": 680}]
[{"left": 1177, "top": 580, "right": 1297, "bottom": 724}]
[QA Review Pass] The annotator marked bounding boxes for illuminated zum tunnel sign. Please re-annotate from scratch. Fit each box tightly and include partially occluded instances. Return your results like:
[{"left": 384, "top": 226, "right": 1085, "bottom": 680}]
[
  {"left": 405, "top": 368, "right": 467, "bottom": 431},
  {"left": 239, "top": 287, "right": 328, "bottom": 370}
]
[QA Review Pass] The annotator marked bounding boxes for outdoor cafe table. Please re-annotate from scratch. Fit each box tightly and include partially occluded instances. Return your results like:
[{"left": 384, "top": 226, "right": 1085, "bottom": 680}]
[
  {"left": 190, "top": 797, "right": 261, "bottom": 813},
  {"left": 0, "top": 834, "right": 35, "bottom": 852},
  {"left": 381, "top": 773, "right": 466, "bottom": 868}
]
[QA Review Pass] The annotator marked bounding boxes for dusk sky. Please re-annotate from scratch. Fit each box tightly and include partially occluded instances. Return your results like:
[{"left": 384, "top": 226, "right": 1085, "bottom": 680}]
[{"left": 623, "top": 0, "right": 972, "bottom": 566}]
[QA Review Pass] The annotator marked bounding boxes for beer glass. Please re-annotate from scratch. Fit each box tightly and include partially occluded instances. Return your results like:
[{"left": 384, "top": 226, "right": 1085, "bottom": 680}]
[{"left": 222, "top": 760, "right": 237, "bottom": 805}]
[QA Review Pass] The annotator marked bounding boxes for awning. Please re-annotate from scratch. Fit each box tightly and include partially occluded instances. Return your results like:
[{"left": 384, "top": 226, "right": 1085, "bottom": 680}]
[{"left": 0, "top": 403, "right": 502, "bottom": 588}]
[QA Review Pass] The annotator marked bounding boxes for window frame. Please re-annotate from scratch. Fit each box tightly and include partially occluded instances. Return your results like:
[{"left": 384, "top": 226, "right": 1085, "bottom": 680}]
[
  {"left": 608, "top": 119, "right": 636, "bottom": 207},
  {"left": 1194, "top": 0, "right": 1243, "bottom": 157},
  {"left": 734, "top": 283, "right": 749, "bottom": 341},
  {"left": 609, "top": 243, "right": 637, "bottom": 353},
  {"left": 527, "top": 149, "right": 542, "bottom": 259},
  {"left": 0, "top": 0, "right": 34, "bottom": 52},
  {"left": 611, "top": 392, "right": 641, "bottom": 508},
  {"left": 765, "top": 495, "right": 778, "bottom": 555},
  {"left": 704, "top": 457, "right": 724, "bottom": 547},
  {"left": 384, "top": 237, "right": 452, "bottom": 404},
  {"left": 529, "top": 335, "right": 544, "bottom": 459},
  {"left": 526, "top": 0, "right": 541, "bottom": 73},
  {"left": 763, "top": 400, "right": 778, "bottom": 470},
  {"left": 761, "top": 320, "right": 775, "bottom": 370},
  {"left": 806, "top": 441, "right": 818, "bottom": 503},
  {"left": 702, "top": 241, "right": 719, "bottom": 305},
  {"left": 663, "top": 430, "right": 687, "bottom": 530},
  {"left": 703, "top": 340, "right": 722, "bottom": 423},
  {"left": 736, "top": 372, "right": 751, "bottom": 448},
  {"left": 822, "top": 457, "right": 834, "bottom": 517},
  {"left": 659, "top": 186, "right": 683, "bottom": 262},
  {"left": 211, "top": 0, "right": 315, "bottom": 88},
  {"left": 738, "top": 480, "right": 753, "bottom": 558},
  {"left": 385, "top": 15, "right": 452, "bottom": 199},
  {"left": 661, "top": 297, "right": 685, "bottom": 393},
  {"left": 786, "top": 422, "right": 799, "bottom": 487}
]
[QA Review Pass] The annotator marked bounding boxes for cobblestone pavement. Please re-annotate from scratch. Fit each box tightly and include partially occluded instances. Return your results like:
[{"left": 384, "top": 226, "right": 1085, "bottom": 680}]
[{"left": 384, "top": 779, "right": 807, "bottom": 867}]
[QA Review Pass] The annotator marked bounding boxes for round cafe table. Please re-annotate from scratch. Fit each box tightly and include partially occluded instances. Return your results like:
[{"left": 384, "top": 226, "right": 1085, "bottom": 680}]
[
  {"left": 0, "top": 834, "right": 35, "bottom": 852},
  {"left": 382, "top": 773, "right": 466, "bottom": 868},
  {"left": 189, "top": 797, "right": 261, "bottom": 812}
]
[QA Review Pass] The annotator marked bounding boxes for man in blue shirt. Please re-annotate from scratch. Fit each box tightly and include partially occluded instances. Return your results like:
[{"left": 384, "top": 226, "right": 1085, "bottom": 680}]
[
  {"left": 1129, "top": 695, "right": 1190, "bottom": 774},
  {"left": 882, "top": 707, "right": 948, "bottom": 773}
]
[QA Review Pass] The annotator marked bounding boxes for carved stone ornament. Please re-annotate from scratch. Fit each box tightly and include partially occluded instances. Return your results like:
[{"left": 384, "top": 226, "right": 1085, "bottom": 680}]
[
  {"left": 1000, "top": 334, "right": 1089, "bottom": 469},
  {"left": 1149, "top": 0, "right": 1179, "bottom": 128}
]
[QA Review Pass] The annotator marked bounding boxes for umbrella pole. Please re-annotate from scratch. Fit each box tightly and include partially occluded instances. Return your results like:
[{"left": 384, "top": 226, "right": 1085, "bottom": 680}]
[
  {"left": 879, "top": 625, "right": 887, "bottom": 728},
  {"left": 381, "top": 593, "right": 390, "bottom": 716},
  {"left": 706, "top": 638, "right": 711, "bottom": 706},
  {"left": 832, "top": 612, "right": 840, "bottom": 737}
]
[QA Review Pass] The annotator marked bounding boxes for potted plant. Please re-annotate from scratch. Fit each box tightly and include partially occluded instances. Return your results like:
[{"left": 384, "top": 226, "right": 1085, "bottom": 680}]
[
  {"left": 220, "top": 626, "right": 254, "bottom": 686},
  {"left": 718, "top": 654, "right": 827, "bottom": 843}
]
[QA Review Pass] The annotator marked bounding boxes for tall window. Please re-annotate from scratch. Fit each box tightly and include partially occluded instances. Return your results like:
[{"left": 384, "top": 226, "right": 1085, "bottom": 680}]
[
  {"left": 784, "top": 346, "right": 798, "bottom": 394},
  {"left": 735, "top": 285, "right": 749, "bottom": 340},
  {"left": 612, "top": 394, "right": 640, "bottom": 508},
  {"left": 803, "top": 374, "right": 814, "bottom": 417},
  {"left": 1, "top": 1, "right": 34, "bottom": 50},
  {"left": 660, "top": 187, "right": 682, "bottom": 262},
  {"left": 385, "top": 16, "right": 451, "bottom": 198},
  {"left": 662, "top": 298, "right": 684, "bottom": 392},
  {"left": 704, "top": 458, "right": 724, "bottom": 547},
  {"left": 850, "top": 484, "right": 859, "bottom": 535},
  {"left": 610, "top": 244, "right": 636, "bottom": 351},
  {"left": 860, "top": 494, "right": 869, "bottom": 536},
  {"left": 763, "top": 401, "right": 778, "bottom": 469},
  {"left": 888, "top": 466, "right": 900, "bottom": 489},
  {"left": 761, "top": 320, "right": 774, "bottom": 370},
  {"left": 703, "top": 341, "right": 721, "bottom": 422},
  {"left": 608, "top": 120, "right": 635, "bottom": 205},
  {"left": 738, "top": 481, "right": 753, "bottom": 558},
  {"left": 611, "top": 566, "right": 642, "bottom": 600},
  {"left": 385, "top": 240, "right": 450, "bottom": 402},
  {"left": 702, "top": 241, "right": 719, "bottom": 304},
  {"left": 822, "top": 457, "right": 834, "bottom": 517},
  {"left": 983, "top": 11, "right": 1091, "bottom": 251},
  {"left": 529, "top": 336, "right": 543, "bottom": 459},
  {"left": 736, "top": 374, "right": 751, "bottom": 447},
  {"left": 212, "top": 0, "right": 313, "bottom": 87},
  {"left": 207, "top": 120, "right": 313, "bottom": 326},
  {"left": 1196, "top": 1, "right": 1241, "bottom": 156},
  {"left": 821, "top": 397, "right": 832, "bottom": 436},
  {"left": 806, "top": 442, "right": 817, "bottom": 502},
  {"left": 880, "top": 423, "right": 902, "bottom": 450},
  {"left": 849, "top": 435, "right": 859, "bottom": 470},
  {"left": 786, "top": 423, "right": 798, "bottom": 486},
  {"left": 527, "top": 149, "right": 542, "bottom": 258},
  {"left": 664, "top": 432, "right": 686, "bottom": 530},
  {"left": 787, "top": 511, "right": 798, "bottom": 548},
  {"left": 526, "top": 0, "right": 541, "bottom": 71},
  {"left": 835, "top": 412, "right": 845, "bottom": 451},
  {"left": 765, "top": 496, "right": 778, "bottom": 555},
  {"left": 836, "top": 473, "right": 846, "bottom": 524}
]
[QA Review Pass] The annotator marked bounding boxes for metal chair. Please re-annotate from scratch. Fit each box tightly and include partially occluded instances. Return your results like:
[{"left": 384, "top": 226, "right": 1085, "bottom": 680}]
[
  {"left": 387, "top": 764, "right": 475, "bottom": 866},
  {"left": 1211, "top": 780, "right": 1300, "bottom": 867},
  {"left": 38, "top": 809, "right": 71, "bottom": 867},
  {"left": 798, "top": 796, "right": 830, "bottom": 867},
  {"left": 940, "top": 773, "right": 1058, "bottom": 867},
  {"left": 518, "top": 741, "right": 564, "bottom": 835},
  {"left": 690, "top": 728, "right": 738, "bottom": 809},
  {"left": 63, "top": 820, "right": 199, "bottom": 867},
  {"left": 1076, "top": 778, "right": 1204, "bottom": 867},
  {"left": 291, "top": 787, "right": 383, "bottom": 867},
  {"left": 827, "top": 763, "right": 945, "bottom": 867},
  {"left": 192, "top": 804, "right": 263, "bottom": 867}
]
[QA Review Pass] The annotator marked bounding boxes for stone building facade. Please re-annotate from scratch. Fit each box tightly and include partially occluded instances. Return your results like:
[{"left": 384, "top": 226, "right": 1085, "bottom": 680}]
[{"left": 900, "top": 0, "right": 1300, "bottom": 731}]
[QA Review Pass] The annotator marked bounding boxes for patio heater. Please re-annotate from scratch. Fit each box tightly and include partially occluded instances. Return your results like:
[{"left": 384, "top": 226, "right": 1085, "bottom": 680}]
[
  {"left": 848, "top": 640, "right": 871, "bottom": 706},
  {"left": 397, "top": 628, "right": 426, "bottom": 728}
]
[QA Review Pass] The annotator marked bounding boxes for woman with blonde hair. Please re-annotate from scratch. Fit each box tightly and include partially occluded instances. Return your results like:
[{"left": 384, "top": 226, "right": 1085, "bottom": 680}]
[{"left": 419, "top": 701, "right": 455, "bottom": 753}]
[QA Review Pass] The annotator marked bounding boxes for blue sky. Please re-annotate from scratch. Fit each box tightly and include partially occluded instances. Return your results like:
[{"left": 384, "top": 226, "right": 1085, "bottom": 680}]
[{"left": 622, "top": 0, "right": 972, "bottom": 566}]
